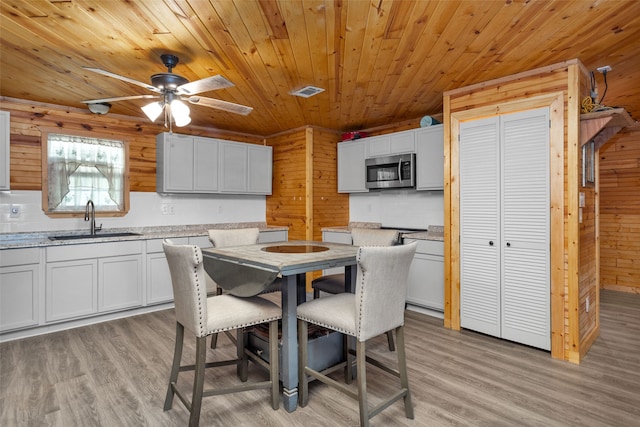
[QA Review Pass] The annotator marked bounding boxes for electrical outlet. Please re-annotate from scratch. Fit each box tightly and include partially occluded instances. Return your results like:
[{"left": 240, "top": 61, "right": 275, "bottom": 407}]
[
  {"left": 162, "top": 204, "right": 175, "bottom": 215},
  {"left": 597, "top": 65, "right": 612, "bottom": 74}
]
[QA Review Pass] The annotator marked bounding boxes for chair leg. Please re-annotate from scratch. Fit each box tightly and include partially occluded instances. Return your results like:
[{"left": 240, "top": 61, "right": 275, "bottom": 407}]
[
  {"left": 386, "top": 330, "right": 395, "bottom": 352},
  {"left": 237, "top": 328, "right": 249, "bottom": 382},
  {"left": 313, "top": 288, "right": 320, "bottom": 299},
  {"left": 189, "top": 336, "right": 207, "bottom": 427},
  {"left": 269, "top": 319, "right": 280, "bottom": 409},
  {"left": 164, "top": 322, "right": 184, "bottom": 410},
  {"left": 396, "top": 326, "right": 414, "bottom": 419},
  {"left": 210, "top": 333, "right": 219, "bottom": 349},
  {"left": 356, "top": 340, "right": 369, "bottom": 427},
  {"left": 344, "top": 333, "right": 353, "bottom": 384},
  {"left": 297, "top": 319, "right": 309, "bottom": 407},
  {"left": 210, "top": 288, "right": 224, "bottom": 349}
]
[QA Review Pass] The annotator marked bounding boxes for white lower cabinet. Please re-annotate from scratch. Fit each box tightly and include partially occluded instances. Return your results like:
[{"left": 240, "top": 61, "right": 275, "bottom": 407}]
[
  {"left": 0, "top": 248, "right": 41, "bottom": 332},
  {"left": 46, "top": 241, "right": 143, "bottom": 323},
  {"left": 146, "top": 237, "right": 189, "bottom": 305},
  {"left": 2, "top": 230, "right": 288, "bottom": 339},
  {"left": 46, "top": 259, "right": 97, "bottom": 322},
  {"left": 404, "top": 239, "right": 444, "bottom": 311},
  {"left": 98, "top": 255, "right": 142, "bottom": 312}
]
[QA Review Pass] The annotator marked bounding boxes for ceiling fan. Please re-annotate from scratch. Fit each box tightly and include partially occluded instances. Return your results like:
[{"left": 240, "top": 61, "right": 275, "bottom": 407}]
[{"left": 81, "top": 54, "right": 253, "bottom": 127}]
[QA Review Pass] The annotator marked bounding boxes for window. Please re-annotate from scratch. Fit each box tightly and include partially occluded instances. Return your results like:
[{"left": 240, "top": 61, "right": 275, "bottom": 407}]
[{"left": 42, "top": 130, "right": 129, "bottom": 217}]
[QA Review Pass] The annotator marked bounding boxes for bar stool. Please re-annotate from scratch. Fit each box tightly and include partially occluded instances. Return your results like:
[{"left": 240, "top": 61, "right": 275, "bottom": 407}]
[
  {"left": 311, "top": 228, "right": 399, "bottom": 351},
  {"left": 162, "top": 240, "right": 281, "bottom": 427},
  {"left": 297, "top": 242, "right": 417, "bottom": 427},
  {"left": 207, "top": 228, "right": 281, "bottom": 349}
]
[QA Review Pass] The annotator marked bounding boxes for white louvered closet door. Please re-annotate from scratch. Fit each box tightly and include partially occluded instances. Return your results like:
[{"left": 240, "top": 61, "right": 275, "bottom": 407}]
[
  {"left": 460, "top": 117, "right": 501, "bottom": 337},
  {"left": 459, "top": 107, "right": 550, "bottom": 351},
  {"left": 500, "top": 108, "right": 550, "bottom": 350}
]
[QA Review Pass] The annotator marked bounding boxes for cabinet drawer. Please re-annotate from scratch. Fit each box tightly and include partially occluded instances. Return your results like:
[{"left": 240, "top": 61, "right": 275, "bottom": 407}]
[
  {"left": 47, "top": 240, "right": 143, "bottom": 262},
  {"left": 0, "top": 247, "right": 40, "bottom": 267}
]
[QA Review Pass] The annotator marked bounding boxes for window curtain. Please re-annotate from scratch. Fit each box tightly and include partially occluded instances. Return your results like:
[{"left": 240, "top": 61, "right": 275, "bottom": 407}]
[{"left": 48, "top": 134, "right": 125, "bottom": 210}]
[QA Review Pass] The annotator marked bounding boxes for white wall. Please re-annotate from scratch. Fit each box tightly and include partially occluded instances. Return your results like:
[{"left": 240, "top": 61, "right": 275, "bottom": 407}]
[
  {"left": 349, "top": 189, "right": 444, "bottom": 229},
  {"left": 0, "top": 190, "right": 266, "bottom": 233}
]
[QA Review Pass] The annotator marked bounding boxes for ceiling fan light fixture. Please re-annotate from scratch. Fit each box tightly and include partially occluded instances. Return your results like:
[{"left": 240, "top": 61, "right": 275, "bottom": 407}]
[
  {"left": 170, "top": 99, "right": 191, "bottom": 127},
  {"left": 173, "top": 113, "right": 191, "bottom": 127},
  {"left": 141, "top": 101, "right": 164, "bottom": 122}
]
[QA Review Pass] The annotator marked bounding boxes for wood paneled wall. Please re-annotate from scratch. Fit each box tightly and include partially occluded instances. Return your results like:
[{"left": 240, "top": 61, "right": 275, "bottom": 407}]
[
  {"left": 266, "top": 129, "right": 309, "bottom": 240},
  {"left": 266, "top": 126, "right": 348, "bottom": 241},
  {"left": 1, "top": 98, "right": 263, "bottom": 193},
  {"left": 311, "top": 128, "right": 350, "bottom": 241},
  {"left": 443, "top": 59, "right": 597, "bottom": 363},
  {"left": 266, "top": 126, "right": 348, "bottom": 287},
  {"left": 599, "top": 128, "right": 640, "bottom": 295}
]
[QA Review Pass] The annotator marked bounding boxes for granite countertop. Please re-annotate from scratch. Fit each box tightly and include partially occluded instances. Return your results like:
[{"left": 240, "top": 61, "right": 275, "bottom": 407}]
[
  {"left": 321, "top": 221, "right": 382, "bottom": 233},
  {"left": 0, "top": 222, "right": 288, "bottom": 249},
  {"left": 321, "top": 223, "right": 444, "bottom": 242}
]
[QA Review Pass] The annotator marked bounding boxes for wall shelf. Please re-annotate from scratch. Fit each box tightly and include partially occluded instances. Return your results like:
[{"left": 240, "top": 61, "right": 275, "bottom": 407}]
[{"left": 580, "top": 108, "right": 636, "bottom": 150}]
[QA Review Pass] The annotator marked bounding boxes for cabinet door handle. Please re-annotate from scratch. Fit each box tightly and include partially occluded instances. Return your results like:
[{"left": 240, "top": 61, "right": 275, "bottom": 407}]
[
  {"left": 489, "top": 241, "right": 494, "bottom": 246},
  {"left": 506, "top": 242, "right": 511, "bottom": 247}
]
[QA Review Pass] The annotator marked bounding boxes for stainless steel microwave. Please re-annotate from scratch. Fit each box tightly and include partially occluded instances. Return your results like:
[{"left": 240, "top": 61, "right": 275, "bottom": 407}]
[{"left": 365, "top": 153, "right": 415, "bottom": 190}]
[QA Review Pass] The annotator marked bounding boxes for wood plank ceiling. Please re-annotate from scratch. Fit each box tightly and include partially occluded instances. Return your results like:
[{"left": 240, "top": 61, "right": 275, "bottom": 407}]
[{"left": 1, "top": 0, "right": 639, "bottom": 136}]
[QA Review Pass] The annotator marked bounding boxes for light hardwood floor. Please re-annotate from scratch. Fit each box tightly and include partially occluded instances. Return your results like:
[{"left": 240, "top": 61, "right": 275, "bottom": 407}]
[{"left": 1, "top": 290, "right": 639, "bottom": 426}]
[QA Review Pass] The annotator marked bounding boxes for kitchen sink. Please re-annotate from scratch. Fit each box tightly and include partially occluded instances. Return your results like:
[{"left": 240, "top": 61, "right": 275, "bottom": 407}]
[{"left": 48, "top": 231, "right": 141, "bottom": 241}]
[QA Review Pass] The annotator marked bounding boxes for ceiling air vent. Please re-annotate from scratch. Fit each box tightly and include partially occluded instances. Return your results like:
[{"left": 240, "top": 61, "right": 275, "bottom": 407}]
[{"left": 291, "top": 86, "right": 325, "bottom": 98}]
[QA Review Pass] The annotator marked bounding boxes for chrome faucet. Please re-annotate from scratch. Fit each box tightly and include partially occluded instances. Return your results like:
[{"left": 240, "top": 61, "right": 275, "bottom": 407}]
[{"left": 84, "top": 200, "right": 102, "bottom": 235}]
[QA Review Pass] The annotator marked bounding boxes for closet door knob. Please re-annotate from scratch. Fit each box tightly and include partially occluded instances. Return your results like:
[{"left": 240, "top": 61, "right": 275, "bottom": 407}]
[
  {"left": 489, "top": 241, "right": 494, "bottom": 246},
  {"left": 506, "top": 242, "right": 511, "bottom": 247}
]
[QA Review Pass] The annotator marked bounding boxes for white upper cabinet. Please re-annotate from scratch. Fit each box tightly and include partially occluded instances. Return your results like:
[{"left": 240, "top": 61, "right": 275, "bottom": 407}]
[
  {"left": 337, "top": 139, "right": 368, "bottom": 193},
  {"left": 365, "top": 130, "right": 415, "bottom": 158},
  {"left": 0, "top": 111, "right": 10, "bottom": 190},
  {"left": 219, "top": 140, "right": 272, "bottom": 195},
  {"left": 416, "top": 125, "right": 444, "bottom": 190},
  {"left": 157, "top": 133, "right": 271, "bottom": 195},
  {"left": 193, "top": 137, "right": 219, "bottom": 192},
  {"left": 157, "top": 133, "right": 197, "bottom": 192},
  {"left": 247, "top": 144, "right": 272, "bottom": 194},
  {"left": 219, "top": 141, "right": 247, "bottom": 193}
]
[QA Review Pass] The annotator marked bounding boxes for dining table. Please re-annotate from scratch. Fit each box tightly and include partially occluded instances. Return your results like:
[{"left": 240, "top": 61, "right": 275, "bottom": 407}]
[{"left": 201, "top": 240, "right": 359, "bottom": 412}]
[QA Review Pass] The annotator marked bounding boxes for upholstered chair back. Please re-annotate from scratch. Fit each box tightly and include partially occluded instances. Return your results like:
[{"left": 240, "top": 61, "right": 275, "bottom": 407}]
[
  {"left": 208, "top": 228, "right": 260, "bottom": 247},
  {"left": 163, "top": 239, "right": 208, "bottom": 338},
  {"left": 354, "top": 241, "right": 417, "bottom": 342},
  {"left": 350, "top": 228, "right": 399, "bottom": 246}
]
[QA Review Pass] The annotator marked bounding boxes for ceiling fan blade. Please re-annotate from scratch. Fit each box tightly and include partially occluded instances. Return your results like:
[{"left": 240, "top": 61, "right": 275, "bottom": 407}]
[
  {"left": 83, "top": 66, "right": 161, "bottom": 93},
  {"left": 177, "top": 75, "right": 234, "bottom": 95},
  {"left": 81, "top": 94, "right": 157, "bottom": 104},
  {"left": 186, "top": 96, "right": 253, "bottom": 115}
]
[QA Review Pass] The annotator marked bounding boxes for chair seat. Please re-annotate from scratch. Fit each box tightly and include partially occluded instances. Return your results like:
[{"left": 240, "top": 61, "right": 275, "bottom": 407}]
[
  {"left": 311, "top": 273, "right": 345, "bottom": 294},
  {"left": 297, "top": 293, "right": 356, "bottom": 336},
  {"left": 206, "top": 294, "right": 281, "bottom": 334}
]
